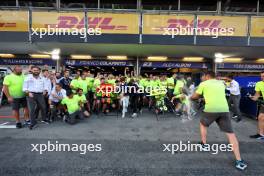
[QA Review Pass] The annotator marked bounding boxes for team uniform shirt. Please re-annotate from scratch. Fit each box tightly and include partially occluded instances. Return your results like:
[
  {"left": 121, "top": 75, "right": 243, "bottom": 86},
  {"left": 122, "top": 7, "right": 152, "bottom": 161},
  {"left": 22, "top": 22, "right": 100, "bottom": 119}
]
[
  {"left": 78, "top": 79, "right": 88, "bottom": 94},
  {"left": 226, "top": 80, "right": 240, "bottom": 95},
  {"left": 61, "top": 96, "right": 80, "bottom": 114},
  {"left": 167, "top": 77, "right": 175, "bottom": 89},
  {"left": 73, "top": 94, "right": 87, "bottom": 104},
  {"left": 86, "top": 77, "right": 94, "bottom": 92},
  {"left": 196, "top": 79, "right": 229, "bottom": 113},
  {"left": 23, "top": 74, "right": 49, "bottom": 93},
  {"left": 107, "top": 79, "right": 116, "bottom": 85},
  {"left": 49, "top": 88, "right": 67, "bottom": 103},
  {"left": 3, "top": 73, "right": 25, "bottom": 98},
  {"left": 70, "top": 78, "right": 80, "bottom": 92},
  {"left": 93, "top": 79, "right": 101, "bottom": 93},
  {"left": 159, "top": 80, "right": 168, "bottom": 89},
  {"left": 173, "top": 80, "right": 185, "bottom": 95},
  {"left": 255, "top": 81, "right": 264, "bottom": 100}
]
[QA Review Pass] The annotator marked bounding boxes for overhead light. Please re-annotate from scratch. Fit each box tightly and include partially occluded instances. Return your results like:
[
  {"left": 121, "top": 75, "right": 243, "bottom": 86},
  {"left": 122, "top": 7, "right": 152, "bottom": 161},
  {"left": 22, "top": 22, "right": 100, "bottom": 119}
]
[
  {"left": 183, "top": 57, "right": 204, "bottom": 62},
  {"left": 147, "top": 56, "right": 167, "bottom": 61},
  {"left": 224, "top": 58, "right": 243, "bottom": 62},
  {"left": 215, "top": 53, "right": 224, "bottom": 59},
  {"left": 107, "top": 55, "right": 127, "bottom": 60},
  {"left": 256, "top": 58, "right": 264, "bottom": 63},
  {"left": 215, "top": 58, "right": 224, "bottom": 63},
  {"left": 71, "top": 55, "right": 92, "bottom": 60},
  {"left": 0, "top": 54, "right": 15, "bottom": 58},
  {"left": 30, "top": 54, "right": 51, "bottom": 59},
  {"left": 51, "top": 49, "right": 60, "bottom": 60}
]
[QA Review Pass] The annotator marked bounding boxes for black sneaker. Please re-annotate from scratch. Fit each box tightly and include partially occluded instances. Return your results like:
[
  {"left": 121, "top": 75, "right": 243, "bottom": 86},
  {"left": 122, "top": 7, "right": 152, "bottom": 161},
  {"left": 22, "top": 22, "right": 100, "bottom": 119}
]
[
  {"left": 199, "top": 142, "right": 208, "bottom": 151},
  {"left": 24, "top": 120, "right": 31, "bottom": 126},
  {"left": 29, "top": 124, "right": 37, "bottom": 130},
  {"left": 235, "top": 160, "right": 247, "bottom": 170},
  {"left": 249, "top": 134, "right": 264, "bottom": 139},
  {"left": 16, "top": 122, "right": 22, "bottom": 129},
  {"left": 41, "top": 120, "right": 50, "bottom": 124}
]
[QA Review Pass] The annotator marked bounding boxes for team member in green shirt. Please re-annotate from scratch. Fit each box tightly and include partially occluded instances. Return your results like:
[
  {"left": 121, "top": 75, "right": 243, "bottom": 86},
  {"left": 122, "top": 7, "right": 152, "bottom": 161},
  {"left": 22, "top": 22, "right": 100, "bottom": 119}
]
[
  {"left": 74, "top": 88, "right": 90, "bottom": 117},
  {"left": 249, "top": 71, "right": 264, "bottom": 139},
  {"left": 167, "top": 73, "right": 176, "bottom": 99},
  {"left": 191, "top": 71, "right": 247, "bottom": 170},
  {"left": 61, "top": 90, "right": 84, "bottom": 124},
  {"left": 70, "top": 74, "right": 80, "bottom": 93},
  {"left": 3, "top": 65, "right": 30, "bottom": 128}
]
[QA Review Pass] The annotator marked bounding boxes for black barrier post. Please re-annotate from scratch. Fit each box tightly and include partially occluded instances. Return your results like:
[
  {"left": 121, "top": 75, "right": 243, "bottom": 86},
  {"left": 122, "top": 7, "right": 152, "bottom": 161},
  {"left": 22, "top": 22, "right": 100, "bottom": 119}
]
[{"left": 28, "top": 7, "right": 32, "bottom": 44}]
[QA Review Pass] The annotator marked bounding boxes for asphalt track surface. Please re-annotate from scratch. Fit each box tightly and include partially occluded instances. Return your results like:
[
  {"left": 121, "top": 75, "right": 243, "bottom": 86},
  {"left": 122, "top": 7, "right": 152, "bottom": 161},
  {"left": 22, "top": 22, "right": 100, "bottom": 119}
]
[{"left": 0, "top": 106, "right": 264, "bottom": 176}]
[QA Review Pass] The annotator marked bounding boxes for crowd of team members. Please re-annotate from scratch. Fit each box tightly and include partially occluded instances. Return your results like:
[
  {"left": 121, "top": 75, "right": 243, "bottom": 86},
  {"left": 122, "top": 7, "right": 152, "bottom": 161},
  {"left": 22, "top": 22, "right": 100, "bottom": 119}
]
[{"left": 2, "top": 65, "right": 197, "bottom": 128}]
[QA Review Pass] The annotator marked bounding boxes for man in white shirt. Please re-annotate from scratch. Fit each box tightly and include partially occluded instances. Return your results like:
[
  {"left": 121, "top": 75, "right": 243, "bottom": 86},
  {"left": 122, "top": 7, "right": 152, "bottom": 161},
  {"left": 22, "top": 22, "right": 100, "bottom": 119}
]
[
  {"left": 226, "top": 75, "right": 241, "bottom": 122},
  {"left": 49, "top": 83, "right": 66, "bottom": 121},
  {"left": 23, "top": 66, "right": 50, "bottom": 129}
]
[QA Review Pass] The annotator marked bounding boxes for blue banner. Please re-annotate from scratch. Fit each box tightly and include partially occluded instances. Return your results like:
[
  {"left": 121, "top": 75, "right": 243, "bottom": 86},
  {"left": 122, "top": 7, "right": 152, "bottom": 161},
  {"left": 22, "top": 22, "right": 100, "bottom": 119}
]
[
  {"left": 0, "top": 58, "right": 55, "bottom": 65},
  {"left": 64, "top": 60, "right": 134, "bottom": 67},
  {"left": 141, "top": 61, "right": 210, "bottom": 69},
  {"left": 234, "top": 76, "right": 261, "bottom": 88},
  {"left": 217, "top": 63, "right": 264, "bottom": 70}
]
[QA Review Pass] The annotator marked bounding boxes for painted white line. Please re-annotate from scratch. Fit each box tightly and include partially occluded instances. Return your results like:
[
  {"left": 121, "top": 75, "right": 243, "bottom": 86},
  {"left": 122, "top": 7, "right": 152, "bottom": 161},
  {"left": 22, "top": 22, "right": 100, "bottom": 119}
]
[
  {"left": 0, "top": 125, "right": 16, "bottom": 128},
  {"left": 0, "top": 122, "right": 9, "bottom": 125}
]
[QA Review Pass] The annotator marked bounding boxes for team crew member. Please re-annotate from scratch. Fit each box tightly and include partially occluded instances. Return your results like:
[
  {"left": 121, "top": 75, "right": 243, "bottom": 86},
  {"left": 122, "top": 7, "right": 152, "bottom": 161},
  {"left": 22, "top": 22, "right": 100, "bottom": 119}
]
[
  {"left": 59, "top": 70, "right": 72, "bottom": 92},
  {"left": 226, "top": 75, "right": 241, "bottom": 122},
  {"left": 49, "top": 83, "right": 66, "bottom": 121},
  {"left": 191, "top": 71, "right": 247, "bottom": 170},
  {"left": 23, "top": 66, "right": 50, "bottom": 130},
  {"left": 61, "top": 90, "right": 84, "bottom": 124},
  {"left": 167, "top": 73, "right": 176, "bottom": 99},
  {"left": 249, "top": 71, "right": 264, "bottom": 139},
  {"left": 3, "top": 65, "right": 30, "bottom": 128}
]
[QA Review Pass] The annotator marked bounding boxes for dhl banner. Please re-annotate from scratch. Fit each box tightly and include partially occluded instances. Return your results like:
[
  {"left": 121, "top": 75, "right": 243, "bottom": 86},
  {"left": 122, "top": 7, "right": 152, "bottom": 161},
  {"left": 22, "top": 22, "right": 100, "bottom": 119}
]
[
  {"left": 143, "top": 14, "right": 247, "bottom": 37},
  {"left": 197, "top": 15, "right": 247, "bottom": 37},
  {"left": 250, "top": 17, "right": 264, "bottom": 37},
  {"left": 32, "top": 11, "right": 139, "bottom": 34},
  {"left": 143, "top": 14, "right": 194, "bottom": 35},
  {"left": 0, "top": 11, "right": 28, "bottom": 31}
]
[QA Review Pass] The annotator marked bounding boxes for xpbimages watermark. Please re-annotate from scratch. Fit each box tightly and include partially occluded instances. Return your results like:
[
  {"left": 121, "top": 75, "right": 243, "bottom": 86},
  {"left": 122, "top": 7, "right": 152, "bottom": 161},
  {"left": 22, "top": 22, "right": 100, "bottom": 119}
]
[
  {"left": 162, "top": 141, "right": 233, "bottom": 155},
  {"left": 31, "top": 141, "right": 102, "bottom": 154},
  {"left": 31, "top": 25, "right": 102, "bottom": 38},
  {"left": 162, "top": 25, "right": 234, "bottom": 38}
]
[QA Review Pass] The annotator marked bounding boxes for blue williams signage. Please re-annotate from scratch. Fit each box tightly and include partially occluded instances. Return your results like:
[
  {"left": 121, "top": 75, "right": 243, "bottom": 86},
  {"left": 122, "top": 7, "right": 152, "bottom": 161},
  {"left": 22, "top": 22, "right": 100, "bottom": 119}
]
[
  {"left": 0, "top": 58, "right": 55, "bottom": 65},
  {"left": 141, "top": 62, "right": 210, "bottom": 69},
  {"left": 64, "top": 60, "right": 134, "bottom": 67},
  {"left": 217, "top": 63, "right": 264, "bottom": 70}
]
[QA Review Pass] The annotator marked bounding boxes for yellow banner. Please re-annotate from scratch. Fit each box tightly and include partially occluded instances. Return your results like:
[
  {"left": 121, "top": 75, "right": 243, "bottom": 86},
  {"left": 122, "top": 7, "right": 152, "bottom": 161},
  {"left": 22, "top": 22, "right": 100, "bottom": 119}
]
[
  {"left": 250, "top": 17, "right": 264, "bottom": 37},
  {"left": 143, "top": 14, "right": 194, "bottom": 35},
  {"left": 32, "top": 12, "right": 139, "bottom": 34},
  {"left": 197, "top": 16, "right": 247, "bottom": 37},
  {"left": 0, "top": 11, "right": 28, "bottom": 31}
]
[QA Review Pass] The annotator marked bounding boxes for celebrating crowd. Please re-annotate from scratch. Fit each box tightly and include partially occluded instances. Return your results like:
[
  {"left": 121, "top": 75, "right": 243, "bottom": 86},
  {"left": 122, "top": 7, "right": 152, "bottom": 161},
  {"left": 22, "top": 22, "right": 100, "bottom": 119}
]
[{"left": 5, "top": 65, "right": 264, "bottom": 169}]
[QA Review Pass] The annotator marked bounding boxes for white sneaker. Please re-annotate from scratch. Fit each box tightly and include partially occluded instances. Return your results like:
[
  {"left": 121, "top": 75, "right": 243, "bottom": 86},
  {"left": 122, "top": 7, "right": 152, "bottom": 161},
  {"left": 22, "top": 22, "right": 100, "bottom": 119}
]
[
  {"left": 122, "top": 112, "right": 125, "bottom": 118},
  {"left": 131, "top": 113, "right": 137, "bottom": 118}
]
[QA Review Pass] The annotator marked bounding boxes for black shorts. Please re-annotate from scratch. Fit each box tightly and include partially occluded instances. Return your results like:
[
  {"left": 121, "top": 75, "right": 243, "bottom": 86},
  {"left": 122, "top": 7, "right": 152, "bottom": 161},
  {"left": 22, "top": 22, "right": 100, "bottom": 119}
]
[
  {"left": 200, "top": 112, "right": 233, "bottom": 133},
  {"left": 12, "top": 97, "right": 27, "bottom": 111}
]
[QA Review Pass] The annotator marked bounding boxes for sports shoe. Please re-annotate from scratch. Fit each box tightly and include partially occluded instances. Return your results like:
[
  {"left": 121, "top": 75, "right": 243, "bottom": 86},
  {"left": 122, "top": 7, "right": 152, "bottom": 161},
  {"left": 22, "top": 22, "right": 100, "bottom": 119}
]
[
  {"left": 122, "top": 112, "right": 125, "bottom": 118},
  {"left": 235, "top": 160, "right": 247, "bottom": 170},
  {"left": 16, "top": 122, "right": 22, "bottom": 129},
  {"left": 24, "top": 120, "right": 31, "bottom": 126},
  {"left": 29, "top": 124, "right": 37, "bottom": 130},
  {"left": 249, "top": 134, "right": 264, "bottom": 139},
  {"left": 131, "top": 113, "right": 137, "bottom": 118},
  {"left": 41, "top": 120, "right": 50, "bottom": 124},
  {"left": 232, "top": 115, "right": 238, "bottom": 119}
]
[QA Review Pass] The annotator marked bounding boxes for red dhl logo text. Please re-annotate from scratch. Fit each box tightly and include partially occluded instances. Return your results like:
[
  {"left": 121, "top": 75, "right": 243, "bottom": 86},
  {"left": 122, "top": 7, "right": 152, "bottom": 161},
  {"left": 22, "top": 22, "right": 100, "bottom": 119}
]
[{"left": 44, "top": 16, "right": 128, "bottom": 30}]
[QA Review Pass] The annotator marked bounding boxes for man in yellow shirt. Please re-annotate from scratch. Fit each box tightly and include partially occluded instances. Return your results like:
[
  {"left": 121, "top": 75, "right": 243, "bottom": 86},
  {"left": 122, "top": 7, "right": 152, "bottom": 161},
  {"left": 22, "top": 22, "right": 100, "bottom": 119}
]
[
  {"left": 3, "top": 65, "right": 30, "bottom": 128},
  {"left": 191, "top": 71, "right": 247, "bottom": 170},
  {"left": 249, "top": 71, "right": 264, "bottom": 139}
]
